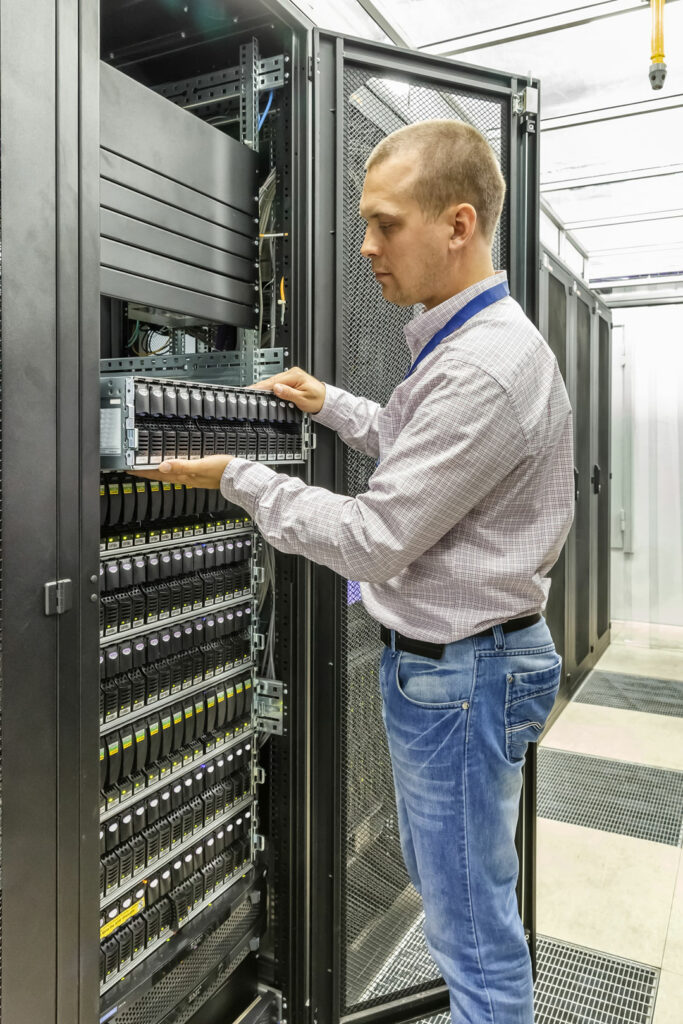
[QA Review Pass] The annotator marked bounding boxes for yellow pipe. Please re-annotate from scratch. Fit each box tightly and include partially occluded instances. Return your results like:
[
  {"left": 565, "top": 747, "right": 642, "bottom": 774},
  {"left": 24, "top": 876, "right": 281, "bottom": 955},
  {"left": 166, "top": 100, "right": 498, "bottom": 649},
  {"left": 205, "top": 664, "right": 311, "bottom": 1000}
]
[
  {"left": 651, "top": 0, "right": 665, "bottom": 65},
  {"left": 649, "top": 0, "right": 667, "bottom": 89}
]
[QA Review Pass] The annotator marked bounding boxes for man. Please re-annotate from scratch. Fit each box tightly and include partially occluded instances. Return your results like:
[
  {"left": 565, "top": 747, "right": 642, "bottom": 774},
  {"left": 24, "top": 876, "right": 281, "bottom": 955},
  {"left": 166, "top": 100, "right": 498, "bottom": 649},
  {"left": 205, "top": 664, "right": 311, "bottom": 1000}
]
[{"left": 133, "top": 119, "right": 574, "bottom": 1023}]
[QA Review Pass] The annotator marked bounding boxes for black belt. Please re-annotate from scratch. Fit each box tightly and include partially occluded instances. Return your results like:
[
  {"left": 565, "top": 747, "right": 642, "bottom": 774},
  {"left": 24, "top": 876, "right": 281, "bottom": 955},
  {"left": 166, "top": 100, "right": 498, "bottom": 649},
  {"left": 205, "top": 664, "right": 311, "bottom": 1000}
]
[{"left": 380, "top": 613, "right": 542, "bottom": 660}]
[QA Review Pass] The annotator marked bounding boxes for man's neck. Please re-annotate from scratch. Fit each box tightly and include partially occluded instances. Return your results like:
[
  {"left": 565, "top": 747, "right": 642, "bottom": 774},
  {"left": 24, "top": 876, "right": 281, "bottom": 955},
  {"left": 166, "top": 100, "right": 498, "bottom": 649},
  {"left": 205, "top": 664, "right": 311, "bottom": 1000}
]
[{"left": 422, "top": 253, "right": 497, "bottom": 310}]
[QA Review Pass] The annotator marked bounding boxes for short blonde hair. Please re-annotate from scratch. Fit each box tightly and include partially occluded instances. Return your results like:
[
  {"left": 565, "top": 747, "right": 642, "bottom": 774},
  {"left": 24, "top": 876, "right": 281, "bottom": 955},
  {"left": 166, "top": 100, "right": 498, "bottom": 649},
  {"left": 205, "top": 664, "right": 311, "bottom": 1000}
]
[{"left": 365, "top": 119, "right": 506, "bottom": 243}]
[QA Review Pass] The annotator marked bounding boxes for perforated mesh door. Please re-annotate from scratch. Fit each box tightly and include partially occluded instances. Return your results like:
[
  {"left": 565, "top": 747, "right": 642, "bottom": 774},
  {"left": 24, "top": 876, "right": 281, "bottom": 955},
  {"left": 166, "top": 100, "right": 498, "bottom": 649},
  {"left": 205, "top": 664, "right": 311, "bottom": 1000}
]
[
  {"left": 0, "top": 144, "right": 3, "bottom": 1018},
  {"left": 574, "top": 297, "right": 592, "bottom": 666},
  {"left": 339, "top": 63, "right": 509, "bottom": 1013},
  {"left": 597, "top": 317, "right": 610, "bottom": 639},
  {"left": 544, "top": 272, "right": 568, "bottom": 663}
]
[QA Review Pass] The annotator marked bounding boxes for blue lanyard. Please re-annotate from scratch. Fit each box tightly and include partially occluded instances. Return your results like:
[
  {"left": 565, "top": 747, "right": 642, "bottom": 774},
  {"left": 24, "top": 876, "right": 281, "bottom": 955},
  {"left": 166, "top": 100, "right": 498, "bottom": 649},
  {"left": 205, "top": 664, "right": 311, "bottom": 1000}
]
[{"left": 405, "top": 280, "right": 510, "bottom": 379}]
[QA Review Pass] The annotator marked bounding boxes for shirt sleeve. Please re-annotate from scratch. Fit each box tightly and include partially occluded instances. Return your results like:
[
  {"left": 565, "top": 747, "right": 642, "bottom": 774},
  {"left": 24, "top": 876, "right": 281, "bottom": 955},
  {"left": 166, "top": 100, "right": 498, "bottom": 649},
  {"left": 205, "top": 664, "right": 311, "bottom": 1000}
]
[
  {"left": 220, "top": 362, "right": 528, "bottom": 584},
  {"left": 311, "top": 383, "right": 381, "bottom": 458}
]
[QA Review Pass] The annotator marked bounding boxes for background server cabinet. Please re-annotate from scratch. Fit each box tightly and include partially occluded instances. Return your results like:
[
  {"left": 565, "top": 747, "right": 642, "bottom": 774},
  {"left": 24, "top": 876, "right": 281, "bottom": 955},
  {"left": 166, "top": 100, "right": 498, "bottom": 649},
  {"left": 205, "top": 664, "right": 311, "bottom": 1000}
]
[
  {"left": 539, "top": 248, "right": 612, "bottom": 723},
  {"left": 0, "top": 3, "right": 545, "bottom": 1024}
]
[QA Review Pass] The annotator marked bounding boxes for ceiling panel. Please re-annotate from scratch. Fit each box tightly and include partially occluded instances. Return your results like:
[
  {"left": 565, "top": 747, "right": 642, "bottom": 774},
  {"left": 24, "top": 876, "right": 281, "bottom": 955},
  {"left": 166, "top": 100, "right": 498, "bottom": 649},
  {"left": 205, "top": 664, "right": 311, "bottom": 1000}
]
[
  {"left": 454, "top": 3, "right": 683, "bottom": 118},
  {"left": 540, "top": 107, "right": 683, "bottom": 185},
  {"left": 545, "top": 174, "right": 683, "bottom": 225},
  {"left": 573, "top": 216, "right": 683, "bottom": 253},
  {"left": 589, "top": 245, "right": 683, "bottom": 280},
  {"left": 371, "top": 0, "right": 620, "bottom": 50},
  {"left": 290, "top": 0, "right": 390, "bottom": 41}
]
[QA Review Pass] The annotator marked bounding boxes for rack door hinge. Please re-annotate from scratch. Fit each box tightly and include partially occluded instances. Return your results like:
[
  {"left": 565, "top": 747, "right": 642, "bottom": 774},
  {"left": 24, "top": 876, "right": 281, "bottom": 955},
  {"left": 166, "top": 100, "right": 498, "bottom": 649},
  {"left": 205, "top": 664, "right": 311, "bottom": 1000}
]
[
  {"left": 44, "top": 579, "right": 73, "bottom": 616},
  {"left": 252, "top": 566, "right": 266, "bottom": 585},
  {"left": 253, "top": 831, "right": 266, "bottom": 853},
  {"left": 255, "top": 678, "right": 284, "bottom": 735},
  {"left": 254, "top": 765, "right": 266, "bottom": 786},
  {"left": 252, "top": 633, "right": 266, "bottom": 652},
  {"left": 303, "top": 428, "right": 317, "bottom": 454},
  {"left": 513, "top": 86, "right": 538, "bottom": 133}
]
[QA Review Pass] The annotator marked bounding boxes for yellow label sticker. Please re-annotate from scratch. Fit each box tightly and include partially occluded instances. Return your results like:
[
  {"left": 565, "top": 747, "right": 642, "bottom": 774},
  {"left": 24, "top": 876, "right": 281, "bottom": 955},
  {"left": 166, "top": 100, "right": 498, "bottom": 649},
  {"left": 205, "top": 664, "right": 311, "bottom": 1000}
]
[{"left": 99, "top": 898, "right": 145, "bottom": 940}]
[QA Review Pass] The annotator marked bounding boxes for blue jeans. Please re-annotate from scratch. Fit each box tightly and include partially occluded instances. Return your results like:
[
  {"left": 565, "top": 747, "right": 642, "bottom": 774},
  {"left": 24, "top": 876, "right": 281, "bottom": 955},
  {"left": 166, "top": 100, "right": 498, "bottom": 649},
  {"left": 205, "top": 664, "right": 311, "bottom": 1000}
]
[{"left": 379, "top": 618, "right": 561, "bottom": 1024}]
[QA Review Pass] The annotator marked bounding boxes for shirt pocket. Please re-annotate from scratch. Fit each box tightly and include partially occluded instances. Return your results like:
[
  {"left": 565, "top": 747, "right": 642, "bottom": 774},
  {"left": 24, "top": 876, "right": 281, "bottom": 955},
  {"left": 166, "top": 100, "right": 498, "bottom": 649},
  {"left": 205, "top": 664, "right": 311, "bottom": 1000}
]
[{"left": 504, "top": 656, "right": 561, "bottom": 763}]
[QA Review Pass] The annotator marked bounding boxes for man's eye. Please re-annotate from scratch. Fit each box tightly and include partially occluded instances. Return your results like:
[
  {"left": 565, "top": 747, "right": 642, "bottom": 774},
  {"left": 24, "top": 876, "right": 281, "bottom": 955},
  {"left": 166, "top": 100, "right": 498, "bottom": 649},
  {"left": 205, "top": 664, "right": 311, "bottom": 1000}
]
[{"left": 380, "top": 223, "right": 394, "bottom": 230}]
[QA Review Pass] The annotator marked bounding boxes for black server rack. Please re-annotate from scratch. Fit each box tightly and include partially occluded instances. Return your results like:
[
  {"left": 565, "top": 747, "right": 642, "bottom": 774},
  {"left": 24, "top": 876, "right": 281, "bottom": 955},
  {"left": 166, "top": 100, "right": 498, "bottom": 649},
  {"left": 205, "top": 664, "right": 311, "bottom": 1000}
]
[
  {"left": 539, "top": 248, "right": 612, "bottom": 723},
  {"left": 0, "top": 4, "right": 541, "bottom": 1024}
]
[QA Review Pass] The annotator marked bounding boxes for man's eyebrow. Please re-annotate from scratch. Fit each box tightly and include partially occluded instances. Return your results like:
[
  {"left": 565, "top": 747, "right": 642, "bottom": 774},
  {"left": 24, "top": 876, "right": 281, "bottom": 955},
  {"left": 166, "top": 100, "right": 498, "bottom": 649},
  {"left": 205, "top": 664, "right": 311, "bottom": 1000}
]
[{"left": 358, "top": 207, "right": 400, "bottom": 220}]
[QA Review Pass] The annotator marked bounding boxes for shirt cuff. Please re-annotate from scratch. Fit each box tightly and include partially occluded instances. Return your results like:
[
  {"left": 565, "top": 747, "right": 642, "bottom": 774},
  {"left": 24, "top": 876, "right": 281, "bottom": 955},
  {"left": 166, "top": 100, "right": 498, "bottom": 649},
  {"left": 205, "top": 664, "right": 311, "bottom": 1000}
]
[
  {"left": 310, "top": 383, "right": 353, "bottom": 433},
  {"left": 220, "top": 458, "right": 277, "bottom": 517}
]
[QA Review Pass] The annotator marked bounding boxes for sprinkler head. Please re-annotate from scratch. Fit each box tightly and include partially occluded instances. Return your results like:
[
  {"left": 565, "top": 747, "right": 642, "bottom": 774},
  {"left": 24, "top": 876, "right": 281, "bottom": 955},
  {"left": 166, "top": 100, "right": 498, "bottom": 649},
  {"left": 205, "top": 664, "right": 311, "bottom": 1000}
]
[{"left": 649, "top": 61, "right": 667, "bottom": 89}]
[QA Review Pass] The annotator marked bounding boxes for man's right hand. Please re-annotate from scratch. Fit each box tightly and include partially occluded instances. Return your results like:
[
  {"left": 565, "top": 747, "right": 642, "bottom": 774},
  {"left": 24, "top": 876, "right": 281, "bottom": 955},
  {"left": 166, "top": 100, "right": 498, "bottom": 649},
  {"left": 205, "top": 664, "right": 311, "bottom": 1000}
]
[{"left": 249, "top": 366, "right": 326, "bottom": 415}]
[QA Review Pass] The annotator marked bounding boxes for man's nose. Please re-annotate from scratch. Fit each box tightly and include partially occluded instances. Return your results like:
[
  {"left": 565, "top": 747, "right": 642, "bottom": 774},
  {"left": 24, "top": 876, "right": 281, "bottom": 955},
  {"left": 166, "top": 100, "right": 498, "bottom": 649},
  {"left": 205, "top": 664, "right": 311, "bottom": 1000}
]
[{"left": 360, "top": 226, "right": 380, "bottom": 258}]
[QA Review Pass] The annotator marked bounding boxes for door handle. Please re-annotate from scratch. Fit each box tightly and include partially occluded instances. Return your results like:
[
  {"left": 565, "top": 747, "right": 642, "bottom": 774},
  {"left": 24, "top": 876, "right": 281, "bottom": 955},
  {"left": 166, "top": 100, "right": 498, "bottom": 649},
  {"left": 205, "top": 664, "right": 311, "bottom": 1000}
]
[{"left": 592, "top": 464, "right": 601, "bottom": 494}]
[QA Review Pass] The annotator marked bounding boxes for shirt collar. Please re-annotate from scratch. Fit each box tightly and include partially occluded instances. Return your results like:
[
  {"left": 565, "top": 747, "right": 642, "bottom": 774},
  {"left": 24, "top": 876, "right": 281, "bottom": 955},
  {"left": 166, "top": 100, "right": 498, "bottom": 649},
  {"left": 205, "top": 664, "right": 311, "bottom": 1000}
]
[{"left": 403, "top": 270, "right": 509, "bottom": 362}]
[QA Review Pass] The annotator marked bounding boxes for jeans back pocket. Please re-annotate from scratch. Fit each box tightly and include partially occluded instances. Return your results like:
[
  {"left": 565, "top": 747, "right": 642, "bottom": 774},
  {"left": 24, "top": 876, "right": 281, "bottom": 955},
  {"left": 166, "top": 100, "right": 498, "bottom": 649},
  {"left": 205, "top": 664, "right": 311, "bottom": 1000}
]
[{"left": 504, "top": 657, "right": 561, "bottom": 763}]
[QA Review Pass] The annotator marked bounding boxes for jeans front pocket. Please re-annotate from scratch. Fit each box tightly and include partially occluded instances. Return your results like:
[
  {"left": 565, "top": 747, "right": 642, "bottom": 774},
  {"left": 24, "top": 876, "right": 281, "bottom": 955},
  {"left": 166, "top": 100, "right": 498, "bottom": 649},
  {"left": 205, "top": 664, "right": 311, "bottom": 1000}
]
[
  {"left": 395, "top": 650, "right": 473, "bottom": 710},
  {"left": 504, "top": 656, "right": 561, "bottom": 763}
]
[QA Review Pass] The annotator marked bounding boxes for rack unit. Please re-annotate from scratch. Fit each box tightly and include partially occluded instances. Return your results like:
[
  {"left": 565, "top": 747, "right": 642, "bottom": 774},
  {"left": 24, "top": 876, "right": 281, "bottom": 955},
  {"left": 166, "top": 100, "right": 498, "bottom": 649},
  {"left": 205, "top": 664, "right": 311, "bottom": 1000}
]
[{"left": 100, "top": 377, "right": 308, "bottom": 470}]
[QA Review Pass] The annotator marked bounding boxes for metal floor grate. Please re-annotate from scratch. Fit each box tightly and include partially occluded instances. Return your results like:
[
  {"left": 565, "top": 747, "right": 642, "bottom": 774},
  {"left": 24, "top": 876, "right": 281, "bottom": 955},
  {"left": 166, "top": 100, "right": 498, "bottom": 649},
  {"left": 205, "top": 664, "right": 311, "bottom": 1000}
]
[
  {"left": 407, "top": 937, "right": 658, "bottom": 1024},
  {"left": 537, "top": 748, "right": 683, "bottom": 846},
  {"left": 534, "top": 937, "right": 658, "bottom": 1024},
  {"left": 575, "top": 670, "right": 683, "bottom": 719}
]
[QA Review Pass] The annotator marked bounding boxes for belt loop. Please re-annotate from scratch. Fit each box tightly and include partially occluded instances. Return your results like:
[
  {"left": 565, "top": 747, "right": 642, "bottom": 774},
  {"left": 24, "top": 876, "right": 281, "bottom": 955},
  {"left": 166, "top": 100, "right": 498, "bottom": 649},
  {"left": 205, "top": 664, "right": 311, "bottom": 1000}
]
[
  {"left": 492, "top": 624, "right": 505, "bottom": 650},
  {"left": 390, "top": 629, "right": 396, "bottom": 653}
]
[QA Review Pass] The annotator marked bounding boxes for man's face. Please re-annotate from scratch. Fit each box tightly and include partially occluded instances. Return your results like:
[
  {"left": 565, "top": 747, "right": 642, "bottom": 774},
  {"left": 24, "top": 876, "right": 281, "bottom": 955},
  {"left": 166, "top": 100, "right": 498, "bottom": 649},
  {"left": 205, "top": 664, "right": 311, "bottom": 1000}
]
[{"left": 359, "top": 153, "right": 456, "bottom": 309}]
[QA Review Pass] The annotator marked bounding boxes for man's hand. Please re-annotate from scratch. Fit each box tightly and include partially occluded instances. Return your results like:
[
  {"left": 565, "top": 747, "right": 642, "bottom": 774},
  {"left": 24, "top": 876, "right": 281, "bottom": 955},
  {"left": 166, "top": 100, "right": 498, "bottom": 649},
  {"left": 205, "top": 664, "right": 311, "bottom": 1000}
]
[
  {"left": 129, "top": 454, "right": 234, "bottom": 488},
  {"left": 250, "top": 366, "right": 326, "bottom": 414}
]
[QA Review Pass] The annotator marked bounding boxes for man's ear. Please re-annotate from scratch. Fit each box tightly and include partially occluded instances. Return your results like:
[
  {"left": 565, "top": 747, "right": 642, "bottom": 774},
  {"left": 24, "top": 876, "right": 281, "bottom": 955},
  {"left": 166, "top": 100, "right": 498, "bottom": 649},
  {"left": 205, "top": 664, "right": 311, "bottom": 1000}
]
[{"left": 448, "top": 203, "right": 477, "bottom": 249}]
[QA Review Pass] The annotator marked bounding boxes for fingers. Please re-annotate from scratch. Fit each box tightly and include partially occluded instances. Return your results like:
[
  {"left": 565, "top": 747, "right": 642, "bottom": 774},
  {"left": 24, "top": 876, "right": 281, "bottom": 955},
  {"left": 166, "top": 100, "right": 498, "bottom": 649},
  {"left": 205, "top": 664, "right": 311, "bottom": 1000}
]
[
  {"left": 128, "top": 455, "right": 231, "bottom": 489},
  {"left": 129, "top": 459, "right": 195, "bottom": 485},
  {"left": 270, "top": 382, "right": 301, "bottom": 402},
  {"left": 249, "top": 367, "right": 306, "bottom": 392},
  {"left": 247, "top": 366, "right": 325, "bottom": 413}
]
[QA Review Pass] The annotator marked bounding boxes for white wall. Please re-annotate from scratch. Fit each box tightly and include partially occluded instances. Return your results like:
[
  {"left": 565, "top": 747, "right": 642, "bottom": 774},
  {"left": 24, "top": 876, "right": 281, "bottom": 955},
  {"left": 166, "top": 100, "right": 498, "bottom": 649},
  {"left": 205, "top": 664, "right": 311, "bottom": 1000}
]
[{"left": 611, "top": 305, "right": 683, "bottom": 626}]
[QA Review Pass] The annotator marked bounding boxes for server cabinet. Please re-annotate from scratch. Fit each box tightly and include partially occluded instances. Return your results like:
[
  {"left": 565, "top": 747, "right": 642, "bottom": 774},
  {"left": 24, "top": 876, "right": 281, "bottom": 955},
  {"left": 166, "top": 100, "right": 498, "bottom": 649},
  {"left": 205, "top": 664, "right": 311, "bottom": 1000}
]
[
  {"left": 1, "top": 5, "right": 547, "bottom": 1024},
  {"left": 310, "top": 34, "right": 540, "bottom": 1024},
  {"left": 539, "top": 249, "right": 611, "bottom": 721}
]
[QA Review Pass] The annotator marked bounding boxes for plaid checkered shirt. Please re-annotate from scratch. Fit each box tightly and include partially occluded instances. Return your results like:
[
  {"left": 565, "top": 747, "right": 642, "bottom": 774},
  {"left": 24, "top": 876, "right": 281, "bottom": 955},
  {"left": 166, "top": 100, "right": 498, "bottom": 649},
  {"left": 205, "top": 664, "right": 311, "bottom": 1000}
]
[{"left": 220, "top": 271, "right": 575, "bottom": 643}]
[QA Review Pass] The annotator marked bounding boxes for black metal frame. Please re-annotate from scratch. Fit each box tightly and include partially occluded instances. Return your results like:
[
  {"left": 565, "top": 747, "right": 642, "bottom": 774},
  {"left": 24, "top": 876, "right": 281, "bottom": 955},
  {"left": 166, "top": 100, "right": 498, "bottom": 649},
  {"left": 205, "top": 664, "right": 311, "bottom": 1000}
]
[
  {"left": 310, "top": 30, "right": 540, "bottom": 1024},
  {"left": 0, "top": 1, "right": 101, "bottom": 1022}
]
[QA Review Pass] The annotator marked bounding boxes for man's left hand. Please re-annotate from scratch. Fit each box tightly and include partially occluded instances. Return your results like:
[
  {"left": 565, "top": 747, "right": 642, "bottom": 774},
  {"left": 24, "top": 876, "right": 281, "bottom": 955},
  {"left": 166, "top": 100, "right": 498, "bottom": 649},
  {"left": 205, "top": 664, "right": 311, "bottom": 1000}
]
[{"left": 129, "top": 454, "right": 234, "bottom": 489}]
